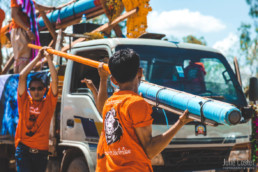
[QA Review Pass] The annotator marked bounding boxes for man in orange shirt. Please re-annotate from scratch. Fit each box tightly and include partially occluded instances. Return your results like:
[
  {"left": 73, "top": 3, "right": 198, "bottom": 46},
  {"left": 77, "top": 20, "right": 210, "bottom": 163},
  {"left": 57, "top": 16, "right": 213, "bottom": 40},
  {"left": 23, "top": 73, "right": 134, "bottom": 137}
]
[
  {"left": 0, "top": 8, "right": 4, "bottom": 30},
  {"left": 15, "top": 47, "right": 58, "bottom": 172},
  {"left": 96, "top": 49, "right": 193, "bottom": 172}
]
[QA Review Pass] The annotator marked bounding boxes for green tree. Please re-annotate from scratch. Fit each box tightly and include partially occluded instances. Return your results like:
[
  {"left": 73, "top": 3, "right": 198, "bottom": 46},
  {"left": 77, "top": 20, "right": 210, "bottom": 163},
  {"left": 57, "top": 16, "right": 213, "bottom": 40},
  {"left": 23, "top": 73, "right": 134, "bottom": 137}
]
[
  {"left": 182, "top": 35, "right": 207, "bottom": 45},
  {"left": 246, "top": 0, "right": 258, "bottom": 19},
  {"left": 238, "top": 0, "right": 258, "bottom": 76},
  {"left": 242, "top": 1, "right": 257, "bottom": 164}
]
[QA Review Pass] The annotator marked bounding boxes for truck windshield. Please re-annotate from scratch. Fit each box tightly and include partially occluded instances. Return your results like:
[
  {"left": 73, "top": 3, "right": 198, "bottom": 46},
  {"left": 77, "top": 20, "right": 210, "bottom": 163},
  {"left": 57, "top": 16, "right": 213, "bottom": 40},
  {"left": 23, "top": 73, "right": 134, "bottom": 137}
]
[{"left": 115, "top": 44, "right": 244, "bottom": 106}]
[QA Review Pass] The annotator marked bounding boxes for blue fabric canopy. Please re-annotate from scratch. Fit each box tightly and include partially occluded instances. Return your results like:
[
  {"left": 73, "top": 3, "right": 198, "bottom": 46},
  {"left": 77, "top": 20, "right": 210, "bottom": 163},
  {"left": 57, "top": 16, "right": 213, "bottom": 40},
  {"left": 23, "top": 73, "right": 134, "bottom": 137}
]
[
  {"left": 37, "top": 0, "right": 101, "bottom": 29},
  {"left": 138, "top": 82, "right": 242, "bottom": 125},
  {"left": 0, "top": 71, "right": 49, "bottom": 137}
]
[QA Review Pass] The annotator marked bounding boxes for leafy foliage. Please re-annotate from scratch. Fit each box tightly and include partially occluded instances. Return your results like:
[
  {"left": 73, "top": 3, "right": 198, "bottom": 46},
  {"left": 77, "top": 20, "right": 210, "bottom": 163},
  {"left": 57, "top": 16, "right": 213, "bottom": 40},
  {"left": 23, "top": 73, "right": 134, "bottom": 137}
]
[
  {"left": 182, "top": 35, "right": 207, "bottom": 45},
  {"left": 246, "top": 0, "right": 258, "bottom": 18},
  {"left": 238, "top": 0, "right": 258, "bottom": 75},
  {"left": 238, "top": 23, "right": 252, "bottom": 51}
]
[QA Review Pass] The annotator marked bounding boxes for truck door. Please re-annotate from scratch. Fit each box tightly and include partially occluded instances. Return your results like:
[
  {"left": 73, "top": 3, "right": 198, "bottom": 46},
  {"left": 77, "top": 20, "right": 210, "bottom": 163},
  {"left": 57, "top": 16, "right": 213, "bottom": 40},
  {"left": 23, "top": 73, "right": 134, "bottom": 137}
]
[{"left": 60, "top": 46, "right": 112, "bottom": 144}]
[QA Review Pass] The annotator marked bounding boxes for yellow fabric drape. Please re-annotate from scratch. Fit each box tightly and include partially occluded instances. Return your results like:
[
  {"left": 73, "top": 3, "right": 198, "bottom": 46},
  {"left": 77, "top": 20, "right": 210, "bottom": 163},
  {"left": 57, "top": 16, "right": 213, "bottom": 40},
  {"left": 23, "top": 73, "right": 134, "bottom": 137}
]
[
  {"left": 122, "top": 0, "right": 152, "bottom": 38},
  {"left": 101, "top": 0, "right": 152, "bottom": 38}
]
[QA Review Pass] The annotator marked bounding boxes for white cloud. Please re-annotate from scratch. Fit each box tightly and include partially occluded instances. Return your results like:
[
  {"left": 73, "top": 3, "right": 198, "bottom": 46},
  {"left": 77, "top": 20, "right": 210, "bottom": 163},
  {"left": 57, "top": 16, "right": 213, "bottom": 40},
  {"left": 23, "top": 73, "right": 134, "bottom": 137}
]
[
  {"left": 212, "top": 33, "right": 239, "bottom": 55},
  {"left": 147, "top": 9, "right": 226, "bottom": 37}
]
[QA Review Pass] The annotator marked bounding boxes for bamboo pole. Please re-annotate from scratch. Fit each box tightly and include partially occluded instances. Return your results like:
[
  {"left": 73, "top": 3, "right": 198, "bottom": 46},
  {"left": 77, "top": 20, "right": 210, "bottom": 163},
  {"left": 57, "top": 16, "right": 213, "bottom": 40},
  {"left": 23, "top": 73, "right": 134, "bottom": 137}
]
[
  {"left": 1, "top": 55, "right": 14, "bottom": 74},
  {"left": 28, "top": 43, "right": 110, "bottom": 73},
  {"left": 61, "top": 8, "right": 138, "bottom": 52},
  {"left": 39, "top": 10, "right": 57, "bottom": 40}
]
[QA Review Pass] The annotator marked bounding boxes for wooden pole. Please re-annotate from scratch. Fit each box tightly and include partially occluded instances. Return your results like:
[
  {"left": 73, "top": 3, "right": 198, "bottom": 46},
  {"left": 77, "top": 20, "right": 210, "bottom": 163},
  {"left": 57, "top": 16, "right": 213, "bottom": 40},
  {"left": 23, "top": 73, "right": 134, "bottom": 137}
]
[
  {"left": 61, "top": 8, "right": 138, "bottom": 52},
  {"left": 55, "top": 9, "right": 105, "bottom": 31},
  {"left": 28, "top": 43, "right": 110, "bottom": 73},
  {"left": 1, "top": 55, "right": 14, "bottom": 74},
  {"left": 39, "top": 10, "right": 57, "bottom": 40}
]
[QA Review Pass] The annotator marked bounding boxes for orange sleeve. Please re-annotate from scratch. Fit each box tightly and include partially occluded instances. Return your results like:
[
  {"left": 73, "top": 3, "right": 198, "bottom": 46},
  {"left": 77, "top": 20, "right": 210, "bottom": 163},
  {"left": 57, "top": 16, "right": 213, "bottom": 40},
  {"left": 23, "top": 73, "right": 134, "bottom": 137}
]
[
  {"left": 45, "top": 85, "right": 58, "bottom": 110},
  {"left": 11, "top": 0, "right": 19, "bottom": 8},
  {"left": 17, "top": 90, "right": 29, "bottom": 111},
  {"left": 96, "top": 132, "right": 108, "bottom": 172},
  {"left": 17, "top": 90, "right": 28, "bottom": 103},
  {"left": 129, "top": 98, "right": 153, "bottom": 128},
  {"left": 0, "top": 9, "right": 5, "bottom": 24},
  {"left": 196, "top": 62, "right": 206, "bottom": 75}
]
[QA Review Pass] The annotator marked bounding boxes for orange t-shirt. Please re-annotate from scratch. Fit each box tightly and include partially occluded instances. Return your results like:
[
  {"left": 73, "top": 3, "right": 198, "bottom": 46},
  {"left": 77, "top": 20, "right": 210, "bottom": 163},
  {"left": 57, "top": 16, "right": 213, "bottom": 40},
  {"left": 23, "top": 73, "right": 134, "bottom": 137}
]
[
  {"left": 0, "top": 8, "right": 5, "bottom": 29},
  {"left": 11, "top": 0, "right": 29, "bottom": 29},
  {"left": 15, "top": 86, "right": 58, "bottom": 150},
  {"left": 96, "top": 90, "right": 153, "bottom": 172}
]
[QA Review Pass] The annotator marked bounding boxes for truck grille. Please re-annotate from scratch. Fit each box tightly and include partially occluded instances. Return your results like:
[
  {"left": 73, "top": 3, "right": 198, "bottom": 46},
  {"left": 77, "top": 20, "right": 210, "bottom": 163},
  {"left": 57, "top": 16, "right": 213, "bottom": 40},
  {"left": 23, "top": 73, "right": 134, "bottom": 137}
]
[{"left": 153, "top": 147, "right": 231, "bottom": 171}]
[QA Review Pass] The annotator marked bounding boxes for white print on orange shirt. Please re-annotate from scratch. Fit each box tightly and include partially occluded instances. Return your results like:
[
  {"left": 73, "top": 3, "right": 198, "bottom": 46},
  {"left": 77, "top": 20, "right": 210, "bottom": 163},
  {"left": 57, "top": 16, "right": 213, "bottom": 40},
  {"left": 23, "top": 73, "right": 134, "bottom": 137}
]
[
  {"left": 105, "top": 100, "right": 122, "bottom": 105},
  {"left": 105, "top": 147, "right": 131, "bottom": 156}
]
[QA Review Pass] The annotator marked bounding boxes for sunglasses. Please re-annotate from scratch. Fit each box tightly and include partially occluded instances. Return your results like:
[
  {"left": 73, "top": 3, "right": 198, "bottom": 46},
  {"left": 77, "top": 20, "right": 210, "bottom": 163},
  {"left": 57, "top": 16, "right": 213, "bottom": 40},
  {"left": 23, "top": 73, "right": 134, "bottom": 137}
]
[{"left": 29, "top": 87, "right": 44, "bottom": 91}]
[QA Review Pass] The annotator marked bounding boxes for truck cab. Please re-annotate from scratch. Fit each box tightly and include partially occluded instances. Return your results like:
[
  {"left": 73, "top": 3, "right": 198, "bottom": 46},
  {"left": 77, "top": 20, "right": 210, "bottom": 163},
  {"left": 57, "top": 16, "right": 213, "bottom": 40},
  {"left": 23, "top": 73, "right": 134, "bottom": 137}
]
[{"left": 55, "top": 38, "right": 253, "bottom": 171}]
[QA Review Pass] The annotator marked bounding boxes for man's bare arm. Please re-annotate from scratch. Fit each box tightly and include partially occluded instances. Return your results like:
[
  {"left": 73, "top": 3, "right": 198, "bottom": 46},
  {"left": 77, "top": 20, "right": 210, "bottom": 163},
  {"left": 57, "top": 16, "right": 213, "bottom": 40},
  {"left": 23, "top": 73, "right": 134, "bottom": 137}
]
[
  {"left": 96, "top": 63, "right": 109, "bottom": 113},
  {"left": 135, "top": 110, "right": 193, "bottom": 159},
  {"left": 44, "top": 50, "right": 58, "bottom": 96},
  {"left": 18, "top": 48, "right": 45, "bottom": 96}
]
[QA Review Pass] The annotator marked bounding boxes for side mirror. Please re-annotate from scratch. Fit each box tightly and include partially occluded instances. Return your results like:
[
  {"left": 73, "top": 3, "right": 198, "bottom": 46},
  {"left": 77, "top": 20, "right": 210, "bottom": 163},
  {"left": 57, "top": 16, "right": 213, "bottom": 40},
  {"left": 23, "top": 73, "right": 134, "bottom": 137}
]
[{"left": 249, "top": 77, "right": 258, "bottom": 102}]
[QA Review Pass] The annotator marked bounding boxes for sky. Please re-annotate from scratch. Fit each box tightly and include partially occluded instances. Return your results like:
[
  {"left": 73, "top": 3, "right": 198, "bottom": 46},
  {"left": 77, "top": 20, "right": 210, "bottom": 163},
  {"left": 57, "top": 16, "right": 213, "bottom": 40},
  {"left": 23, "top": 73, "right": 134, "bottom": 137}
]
[
  {"left": 0, "top": 0, "right": 255, "bottom": 83},
  {"left": 1, "top": 0, "right": 253, "bottom": 56},
  {"left": 146, "top": 0, "right": 253, "bottom": 55}
]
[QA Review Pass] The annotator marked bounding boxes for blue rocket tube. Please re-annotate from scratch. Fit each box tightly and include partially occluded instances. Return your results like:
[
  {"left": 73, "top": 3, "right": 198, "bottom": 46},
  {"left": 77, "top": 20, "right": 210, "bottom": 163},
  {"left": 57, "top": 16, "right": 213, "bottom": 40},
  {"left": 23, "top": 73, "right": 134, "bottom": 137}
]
[
  {"left": 138, "top": 81, "right": 242, "bottom": 125},
  {"left": 37, "top": 0, "right": 102, "bottom": 29}
]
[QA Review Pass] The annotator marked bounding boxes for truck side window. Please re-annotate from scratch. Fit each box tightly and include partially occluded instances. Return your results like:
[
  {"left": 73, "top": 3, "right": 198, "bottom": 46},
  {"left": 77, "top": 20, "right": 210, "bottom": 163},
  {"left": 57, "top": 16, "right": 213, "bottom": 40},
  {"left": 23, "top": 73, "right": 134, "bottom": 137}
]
[{"left": 70, "top": 50, "right": 109, "bottom": 95}]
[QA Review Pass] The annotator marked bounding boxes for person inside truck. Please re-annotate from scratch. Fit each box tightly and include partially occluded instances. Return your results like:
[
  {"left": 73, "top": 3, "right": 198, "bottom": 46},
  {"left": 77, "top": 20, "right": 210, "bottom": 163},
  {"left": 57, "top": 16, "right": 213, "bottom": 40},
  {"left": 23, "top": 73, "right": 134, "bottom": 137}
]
[
  {"left": 184, "top": 60, "right": 207, "bottom": 94},
  {"left": 15, "top": 47, "right": 58, "bottom": 172},
  {"left": 95, "top": 48, "right": 193, "bottom": 172}
]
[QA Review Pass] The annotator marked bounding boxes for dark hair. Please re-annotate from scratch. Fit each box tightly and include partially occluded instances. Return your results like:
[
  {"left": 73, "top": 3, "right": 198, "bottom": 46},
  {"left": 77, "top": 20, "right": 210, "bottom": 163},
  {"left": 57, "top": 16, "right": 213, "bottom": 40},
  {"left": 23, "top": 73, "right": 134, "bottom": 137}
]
[
  {"left": 29, "top": 77, "right": 46, "bottom": 88},
  {"left": 108, "top": 49, "right": 140, "bottom": 83}
]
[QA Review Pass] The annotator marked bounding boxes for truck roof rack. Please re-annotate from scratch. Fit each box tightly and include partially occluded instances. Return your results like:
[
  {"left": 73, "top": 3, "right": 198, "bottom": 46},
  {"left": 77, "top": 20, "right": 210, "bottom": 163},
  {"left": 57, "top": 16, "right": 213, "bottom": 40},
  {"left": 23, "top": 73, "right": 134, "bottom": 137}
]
[{"left": 138, "top": 33, "right": 166, "bottom": 40}]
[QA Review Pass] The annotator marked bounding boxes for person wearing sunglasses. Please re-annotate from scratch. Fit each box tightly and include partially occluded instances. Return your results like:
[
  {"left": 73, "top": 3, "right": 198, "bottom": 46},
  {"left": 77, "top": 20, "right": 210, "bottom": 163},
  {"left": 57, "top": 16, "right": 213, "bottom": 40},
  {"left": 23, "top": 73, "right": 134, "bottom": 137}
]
[{"left": 15, "top": 47, "right": 58, "bottom": 172}]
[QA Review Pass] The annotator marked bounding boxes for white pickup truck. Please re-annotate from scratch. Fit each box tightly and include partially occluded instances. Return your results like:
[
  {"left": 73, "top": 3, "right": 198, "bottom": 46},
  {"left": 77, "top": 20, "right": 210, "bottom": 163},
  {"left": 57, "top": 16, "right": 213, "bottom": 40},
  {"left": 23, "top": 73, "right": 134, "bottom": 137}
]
[{"left": 0, "top": 37, "right": 256, "bottom": 172}]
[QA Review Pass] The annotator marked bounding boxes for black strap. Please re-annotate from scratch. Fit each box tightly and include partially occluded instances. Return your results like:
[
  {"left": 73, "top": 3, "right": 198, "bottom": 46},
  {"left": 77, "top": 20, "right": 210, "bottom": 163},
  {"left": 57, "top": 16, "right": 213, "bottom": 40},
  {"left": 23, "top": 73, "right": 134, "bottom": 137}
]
[
  {"left": 199, "top": 100, "right": 212, "bottom": 124},
  {"left": 155, "top": 87, "right": 166, "bottom": 107}
]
